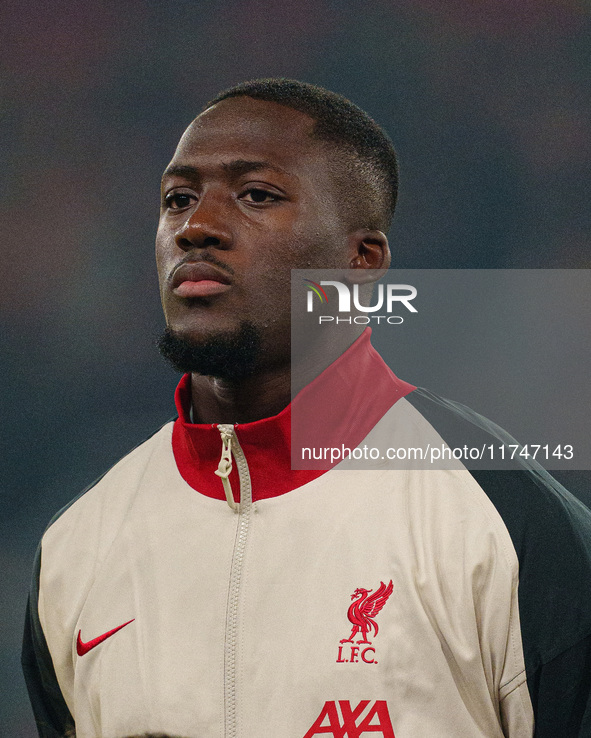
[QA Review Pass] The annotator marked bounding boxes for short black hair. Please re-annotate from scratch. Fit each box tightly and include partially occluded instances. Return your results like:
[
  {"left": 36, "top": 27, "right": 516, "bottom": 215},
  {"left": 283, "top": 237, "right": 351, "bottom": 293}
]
[{"left": 203, "top": 78, "right": 399, "bottom": 232}]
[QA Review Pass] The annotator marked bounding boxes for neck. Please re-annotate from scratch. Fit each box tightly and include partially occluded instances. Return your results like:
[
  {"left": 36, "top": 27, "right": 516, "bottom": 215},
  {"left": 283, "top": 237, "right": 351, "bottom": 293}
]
[
  {"left": 190, "top": 326, "right": 364, "bottom": 424},
  {"left": 190, "top": 368, "right": 290, "bottom": 424}
]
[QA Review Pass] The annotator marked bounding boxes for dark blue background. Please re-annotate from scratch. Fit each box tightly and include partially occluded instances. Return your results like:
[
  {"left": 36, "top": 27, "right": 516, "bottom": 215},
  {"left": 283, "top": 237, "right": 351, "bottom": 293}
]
[{"left": 2, "top": 1, "right": 589, "bottom": 731}]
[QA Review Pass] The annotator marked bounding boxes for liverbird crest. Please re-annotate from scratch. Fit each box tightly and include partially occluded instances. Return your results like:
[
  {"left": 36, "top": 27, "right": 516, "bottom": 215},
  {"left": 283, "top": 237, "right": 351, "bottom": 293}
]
[{"left": 340, "top": 580, "right": 393, "bottom": 646}]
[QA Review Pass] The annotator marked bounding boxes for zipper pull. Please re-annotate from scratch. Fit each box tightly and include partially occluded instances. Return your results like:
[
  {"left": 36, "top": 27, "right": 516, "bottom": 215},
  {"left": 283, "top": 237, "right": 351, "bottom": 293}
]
[{"left": 215, "top": 424, "right": 239, "bottom": 512}]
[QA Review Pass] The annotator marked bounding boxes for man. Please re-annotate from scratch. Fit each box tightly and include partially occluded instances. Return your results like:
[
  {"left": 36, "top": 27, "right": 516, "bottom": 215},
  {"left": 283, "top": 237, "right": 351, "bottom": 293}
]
[{"left": 23, "top": 79, "right": 591, "bottom": 737}]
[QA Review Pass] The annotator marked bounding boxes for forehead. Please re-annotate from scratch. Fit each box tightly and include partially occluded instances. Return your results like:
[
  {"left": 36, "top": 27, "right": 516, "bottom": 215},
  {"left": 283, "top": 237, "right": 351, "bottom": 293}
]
[{"left": 169, "top": 97, "right": 327, "bottom": 176}]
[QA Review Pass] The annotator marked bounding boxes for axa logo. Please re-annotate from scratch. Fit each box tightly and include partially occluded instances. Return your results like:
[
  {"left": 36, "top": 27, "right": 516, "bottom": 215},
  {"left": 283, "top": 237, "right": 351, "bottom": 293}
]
[
  {"left": 303, "top": 700, "right": 395, "bottom": 738},
  {"left": 337, "top": 580, "right": 393, "bottom": 665},
  {"left": 305, "top": 279, "right": 417, "bottom": 326}
]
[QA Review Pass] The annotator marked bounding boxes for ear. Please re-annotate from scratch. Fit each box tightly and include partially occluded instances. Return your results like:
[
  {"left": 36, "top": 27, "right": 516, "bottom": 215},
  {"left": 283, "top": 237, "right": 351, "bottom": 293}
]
[{"left": 346, "top": 229, "right": 391, "bottom": 283}]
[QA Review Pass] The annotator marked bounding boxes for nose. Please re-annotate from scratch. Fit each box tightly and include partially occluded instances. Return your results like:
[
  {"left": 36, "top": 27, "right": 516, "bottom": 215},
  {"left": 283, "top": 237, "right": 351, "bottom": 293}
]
[{"left": 174, "top": 193, "right": 232, "bottom": 252}]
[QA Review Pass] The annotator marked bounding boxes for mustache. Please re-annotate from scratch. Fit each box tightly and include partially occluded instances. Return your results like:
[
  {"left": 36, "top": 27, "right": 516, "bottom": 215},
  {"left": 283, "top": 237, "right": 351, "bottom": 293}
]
[{"left": 168, "top": 252, "right": 236, "bottom": 282}]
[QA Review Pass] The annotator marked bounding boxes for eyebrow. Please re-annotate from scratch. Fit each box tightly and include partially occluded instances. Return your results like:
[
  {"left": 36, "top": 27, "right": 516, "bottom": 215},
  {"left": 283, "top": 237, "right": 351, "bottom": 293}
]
[{"left": 161, "top": 160, "right": 287, "bottom": 182}]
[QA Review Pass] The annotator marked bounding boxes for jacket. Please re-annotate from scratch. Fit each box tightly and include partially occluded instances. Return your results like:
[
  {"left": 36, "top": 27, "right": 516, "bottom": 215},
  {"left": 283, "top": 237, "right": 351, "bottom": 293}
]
[{"left": 22, "top": 331, "right": 591, "bottom": 737}]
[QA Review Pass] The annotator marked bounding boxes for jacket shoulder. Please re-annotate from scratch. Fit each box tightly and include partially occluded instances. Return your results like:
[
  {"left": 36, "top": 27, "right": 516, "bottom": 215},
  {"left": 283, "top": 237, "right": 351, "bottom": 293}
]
[{"left": 44, "top": 420, "right": 175, "bottom": 537}]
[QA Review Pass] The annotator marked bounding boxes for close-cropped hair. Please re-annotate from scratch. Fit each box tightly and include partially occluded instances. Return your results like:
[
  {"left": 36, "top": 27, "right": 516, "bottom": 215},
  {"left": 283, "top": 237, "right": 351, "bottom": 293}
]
[{"left": 204, "top": 78, "right": 399, "bottom": 232}]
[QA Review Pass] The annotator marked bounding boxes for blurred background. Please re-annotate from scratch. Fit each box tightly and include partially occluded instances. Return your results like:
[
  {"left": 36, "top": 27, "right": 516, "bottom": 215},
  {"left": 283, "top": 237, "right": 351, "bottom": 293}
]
[{"left": 1, "top": 0, "right": 590, "bottom": 732}]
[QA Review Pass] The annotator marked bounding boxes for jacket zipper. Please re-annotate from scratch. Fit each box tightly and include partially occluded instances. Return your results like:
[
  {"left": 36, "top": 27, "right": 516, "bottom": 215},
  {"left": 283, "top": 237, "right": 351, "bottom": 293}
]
[{"left": 217, "top": 424, "right": 253, "bottom": 738}]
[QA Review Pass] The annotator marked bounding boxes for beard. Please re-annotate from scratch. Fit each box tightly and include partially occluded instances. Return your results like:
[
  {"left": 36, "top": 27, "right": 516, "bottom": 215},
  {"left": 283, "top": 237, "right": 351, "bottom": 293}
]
[{"left": 157, "top": 323, "right": 262, "bottom": 381}]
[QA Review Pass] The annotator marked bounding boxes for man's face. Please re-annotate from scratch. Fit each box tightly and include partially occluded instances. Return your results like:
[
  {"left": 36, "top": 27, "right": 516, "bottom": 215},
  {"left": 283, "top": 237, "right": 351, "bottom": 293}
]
[{"left": 156, "top": 96, "right": 352, "bottom": 375}]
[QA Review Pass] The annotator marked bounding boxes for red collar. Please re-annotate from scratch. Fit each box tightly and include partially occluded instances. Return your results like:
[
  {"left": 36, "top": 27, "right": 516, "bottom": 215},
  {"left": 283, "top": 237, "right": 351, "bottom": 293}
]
[{"left": 172, "top": 330, "right": 415, "bottom": 503}]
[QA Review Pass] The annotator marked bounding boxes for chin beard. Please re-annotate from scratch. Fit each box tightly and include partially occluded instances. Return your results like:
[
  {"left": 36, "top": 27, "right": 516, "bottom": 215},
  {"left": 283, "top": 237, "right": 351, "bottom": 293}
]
[{"left": 157, "top": 324, "right": 261, "bottom": 381}]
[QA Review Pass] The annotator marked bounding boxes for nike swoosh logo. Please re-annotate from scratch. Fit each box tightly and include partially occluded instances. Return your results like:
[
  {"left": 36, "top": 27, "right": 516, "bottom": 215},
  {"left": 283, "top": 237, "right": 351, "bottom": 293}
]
[{"left": 76, "top": 618, "right": 135, "bottom": 656}]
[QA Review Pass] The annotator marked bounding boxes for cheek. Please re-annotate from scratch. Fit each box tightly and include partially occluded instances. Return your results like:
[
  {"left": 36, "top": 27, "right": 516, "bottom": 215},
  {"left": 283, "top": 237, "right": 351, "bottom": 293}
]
[
  {"left": 288, "top": 205, "right": 348, "bottom": 268},
  {"left": 155, "top": 232, "right": 174, "bottom": 283},
  {"left": 154, "top": 257, "right": 167, "bottom": 302},
  {"left": 284, "top": 229, "right": 342, "bottom": 271}
]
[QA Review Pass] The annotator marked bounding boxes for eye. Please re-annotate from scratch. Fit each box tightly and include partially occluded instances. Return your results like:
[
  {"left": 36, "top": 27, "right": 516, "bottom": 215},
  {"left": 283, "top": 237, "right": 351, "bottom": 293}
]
[
  {"left": 164, "top": 191, "right": 195, "bottom": 210},
  {"left": 240, "top": 188, "right": 280, "bottom": 204}
]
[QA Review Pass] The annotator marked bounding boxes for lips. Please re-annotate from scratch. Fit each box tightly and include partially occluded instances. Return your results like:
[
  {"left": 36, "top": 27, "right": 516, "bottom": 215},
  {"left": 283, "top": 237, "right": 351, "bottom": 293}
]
[{"left": 171, "top": 261, "right": 232, "bottom": 299}]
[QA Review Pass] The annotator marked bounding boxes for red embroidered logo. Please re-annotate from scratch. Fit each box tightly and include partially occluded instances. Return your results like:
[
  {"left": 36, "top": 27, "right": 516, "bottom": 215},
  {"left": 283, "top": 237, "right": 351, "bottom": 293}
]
[
  {"left": 76, "top": 619, "right": 135, "bottom": 656},
  {"left": 303, "top": 700, "right": 395, "bottom": 738},
  {"left": 337, "top": 581, "right": 393, "bottom": 665}
]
